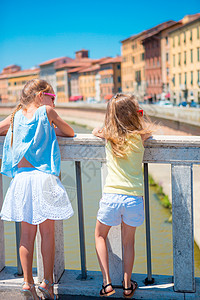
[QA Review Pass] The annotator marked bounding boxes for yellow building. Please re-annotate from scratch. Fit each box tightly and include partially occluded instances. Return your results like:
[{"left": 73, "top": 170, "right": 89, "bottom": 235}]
[
  {"left": 79, "top": 65, "right": 99, "bottom": 101},
  {"left": 169, "top": 15, "right": 200, "bottom": 104},
  {"left": 7, "top": 68, "right": 39, "bottom": 103},
  {"left": 56, "top": 69, "right": 68, "bottom": 103},
  {"left": 0, "top": 74, "right": 8, "bottom": 103},
  {"left": 121, "top": 32, "right": 146, "bottom": 99}
]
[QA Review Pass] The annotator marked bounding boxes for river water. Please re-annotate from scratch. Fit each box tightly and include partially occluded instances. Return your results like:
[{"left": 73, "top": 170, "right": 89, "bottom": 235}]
[{"left": 2, "top": 123, "right": 200, "bottom": 277}]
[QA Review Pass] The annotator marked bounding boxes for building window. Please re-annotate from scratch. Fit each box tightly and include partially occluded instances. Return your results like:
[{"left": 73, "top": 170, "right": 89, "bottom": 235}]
[
  {"left": 191, "top": 71, "right": 193, "bottom": 85},
  {"left": 190, "top": 49, "right": 193, "bottom": 63},
  {"left": 197, "top": 27, "right": 200, "bottom": 39},
  {"left": 167, "top": 68, "right": 169, "bottom": 76},
  {"left": 190, "top": 31, "right": 192, "bottom": 41},
  {"left": 166, "top": 36, "right": 168, "bottom": 45},
  {"left": 117, "top": 64, "right": 121, "bottom": 69},
  {"left": 173, "top": 55, "right": 175, "bottom": 67},
  {"left": 141, "top": 53, "right": 145, "bottom": 61},
  {"left": 178, "top": 53, "right": 181, "bottom": 66},
  {"left": 184, "top": 72, "right": 187, "bottom": 85},
  {"left": 118, "top": 76, "right": 121, "bottom": 83},
  {"left": 184, "top": 32, "right": 186, "bottom": 43},
  {"left": 173, "top": 37, "right": 175, "bottom": 47},
  {"left": 178, "top": 35, "right": 180, "bottom": 45},
  {"left": 197, "top": 48, "right": 200, "bottom": 61},
  {"left": 179, "top": 73, "right": 181, "bottom": 85},
  {"left": 198, "top": 70, "right": 200, "bottom": 83},
  {"left": 184, "top": 51, "right": 187, "bottom": 64},
  {"left": 132, "top": 56, "right": 135, "bottom": 64},
  {"left": 166, "top": 52, "right": 169, "bottom": 61},
  {"left": 157, "top": 58, "right": 159, "bottom": 66},
  {"left": 172, "top": 74, "right": 175, "bottom": 86}
]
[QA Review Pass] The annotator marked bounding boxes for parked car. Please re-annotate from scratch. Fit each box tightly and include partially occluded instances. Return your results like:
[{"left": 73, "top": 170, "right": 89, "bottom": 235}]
[
  {"left": 190, "top": 100, "right": 197, "bottom": 108},
  {"left": 155, "top": 100, "right": 173, "bottom": 107},
  {"left": 178, "top": 101, "right": 188, "bottom": 107}
]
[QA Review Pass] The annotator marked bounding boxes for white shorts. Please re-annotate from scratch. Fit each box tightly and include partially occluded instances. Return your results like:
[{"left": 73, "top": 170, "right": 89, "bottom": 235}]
[{"left": 97, "top": 193, "right": 144, "bottom": 227}]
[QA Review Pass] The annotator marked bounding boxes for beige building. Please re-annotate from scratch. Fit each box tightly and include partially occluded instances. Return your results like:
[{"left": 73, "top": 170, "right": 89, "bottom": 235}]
[
  {"left": 121, "top": 32, "right": 146, "bottom": 99},
  {"left": 161, "top": 22, "right": 182, "bottom": 99},
  {"left": 169, "top": 14, "right": 200, "bottom": 104}
]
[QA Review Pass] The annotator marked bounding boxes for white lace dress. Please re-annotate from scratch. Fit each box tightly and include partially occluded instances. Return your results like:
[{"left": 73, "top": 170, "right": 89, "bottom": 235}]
[{"left": 0, "top": 168, "right": 74, "bottom": 225}]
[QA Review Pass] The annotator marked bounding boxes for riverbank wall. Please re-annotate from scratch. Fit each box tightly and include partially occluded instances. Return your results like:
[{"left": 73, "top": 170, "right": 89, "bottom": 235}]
[{"left": 0, "top": 103, "right": 200, "bottom": 250}]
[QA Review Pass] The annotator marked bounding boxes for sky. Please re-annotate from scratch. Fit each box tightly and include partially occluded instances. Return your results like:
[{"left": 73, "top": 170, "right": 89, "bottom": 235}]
[{"left": 0, "top": 0, "right": 199, "bottom": 72}]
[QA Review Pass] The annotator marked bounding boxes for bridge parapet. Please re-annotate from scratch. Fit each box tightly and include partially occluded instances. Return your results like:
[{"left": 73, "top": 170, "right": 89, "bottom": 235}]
[{"left": 0, "top": 135, "right": 200, "bottom": 295}]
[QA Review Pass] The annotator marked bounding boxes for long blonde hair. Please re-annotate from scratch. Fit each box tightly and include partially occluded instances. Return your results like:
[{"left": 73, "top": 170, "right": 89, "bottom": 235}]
[
  {"left": 104, "top": 93, "right": 152, "bottom": 158},
  {"left": 10, "top": 79, "right": 53, "bottom": 146}
]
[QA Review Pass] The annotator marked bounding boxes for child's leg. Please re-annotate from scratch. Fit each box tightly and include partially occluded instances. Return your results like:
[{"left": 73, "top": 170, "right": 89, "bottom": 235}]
[
  {"left": 95, "top": 220, "right": 114, "bottom": 292},
  {"left": 39, "top": 219, "right": 55, "bottom": 296},
  {"left": 19, "top": 221, "right": 37, "bottom": 284},
  {"left": 122, "top": 222, "right": 137, "bottom": 293}
]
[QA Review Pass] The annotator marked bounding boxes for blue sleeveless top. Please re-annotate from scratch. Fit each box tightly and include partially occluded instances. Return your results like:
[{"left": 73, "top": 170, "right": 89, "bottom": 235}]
[{"left": 1, "top": 105, "right": 61, "bottom": 178}]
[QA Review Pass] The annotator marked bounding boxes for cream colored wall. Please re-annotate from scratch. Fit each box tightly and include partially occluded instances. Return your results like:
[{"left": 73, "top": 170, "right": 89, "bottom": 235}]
[{"left": 169, "top": 20, "right": 200, "bottom": 103}]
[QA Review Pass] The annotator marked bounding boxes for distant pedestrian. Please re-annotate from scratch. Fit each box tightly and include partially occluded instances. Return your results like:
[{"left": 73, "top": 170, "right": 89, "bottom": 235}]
[
  {"left": 93, "top": 93, "right": 152, "bottom": 298},
  {"left": 0, "top": 79, "right": 75, "bottom": 300}
]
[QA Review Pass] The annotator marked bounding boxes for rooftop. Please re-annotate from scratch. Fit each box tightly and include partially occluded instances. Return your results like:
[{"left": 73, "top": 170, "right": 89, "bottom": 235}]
[
  {"left": 99, "top": 56, "right": 122, "bottom": 65},
  {"left": 169, "top": 14, "right": 200, "bottom": 34},
  {"left": 39, "top": 56, "right": 73, "bottom": 67},
  {"left": 0, "top": 68, "right": 39, "bottom": 79}
]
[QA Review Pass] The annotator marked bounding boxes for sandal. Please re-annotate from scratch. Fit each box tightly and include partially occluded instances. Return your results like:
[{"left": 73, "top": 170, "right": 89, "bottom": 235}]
[
  {"left": 122, "top": 280, "right": 138, "bottom": 298},
  {"left": 21, "top": 282, "right": 41, "bottom": 300},
  {"left": 38, "top": 279, "right": 56, "bottom": 300},
  {"left": 100, "top": 283, "right": 115, "bottom": 297}
]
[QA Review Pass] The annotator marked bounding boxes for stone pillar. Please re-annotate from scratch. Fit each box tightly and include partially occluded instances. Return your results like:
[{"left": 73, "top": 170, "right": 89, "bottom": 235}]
[
  {"left": 36, "top": 220, "right": 65, "bottom": 283},
  {"left": 171, "top": 164, "right": 195, "bottom": 292},
  {"left": 101, "top": 163, "right": 123, "bottom": 286},
  {"left": 0, "top": 161, "right": 5, "bottom": 272}
]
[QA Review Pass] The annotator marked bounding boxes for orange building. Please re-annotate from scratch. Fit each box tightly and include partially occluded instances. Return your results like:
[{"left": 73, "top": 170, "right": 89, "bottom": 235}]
[
  {"left": 0, "top": 65, "right": 21, "bottom": 103},
  {"left": 99, "top": 56, "right": 122, "bottom": 101},
  {"left": 8, "top": 68, "right": 39, "bottom": 103}
]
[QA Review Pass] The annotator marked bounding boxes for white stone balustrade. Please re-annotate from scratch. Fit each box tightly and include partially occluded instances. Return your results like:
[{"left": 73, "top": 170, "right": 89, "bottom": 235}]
[{"left": 0, "top": 134, "right": 200, "bottom": 293}]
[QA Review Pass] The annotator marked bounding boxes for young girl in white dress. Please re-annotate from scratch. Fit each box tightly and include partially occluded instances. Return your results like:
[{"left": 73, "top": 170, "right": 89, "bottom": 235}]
[{"left": 0, "top": 79, "right": 75, "bottom": 300}]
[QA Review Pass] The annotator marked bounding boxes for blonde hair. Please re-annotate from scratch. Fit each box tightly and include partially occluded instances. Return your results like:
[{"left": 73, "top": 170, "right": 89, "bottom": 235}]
[
  {"left": 10, "top": 79, "right": 53, "bottom": 146},
  {"left": 104, "top": 93, "right": 152, "bottom": 158}
]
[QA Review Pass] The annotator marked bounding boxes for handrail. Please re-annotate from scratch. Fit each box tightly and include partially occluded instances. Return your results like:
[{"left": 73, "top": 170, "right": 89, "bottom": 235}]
[{"left": 0, "top": 134, "right": 200, "bottom": 293}]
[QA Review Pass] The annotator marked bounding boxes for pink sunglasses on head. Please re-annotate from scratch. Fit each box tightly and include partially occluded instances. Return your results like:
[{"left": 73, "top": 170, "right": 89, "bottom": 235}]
[{"left": 43, "top": 92, "right": 56, "bottom": 101}]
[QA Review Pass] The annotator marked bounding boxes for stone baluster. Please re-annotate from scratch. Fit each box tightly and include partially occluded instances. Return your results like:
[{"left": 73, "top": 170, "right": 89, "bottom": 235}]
[
  {"left": 36, "top": 170, "right": 65, "bottom": 283},
  {"left": 171, "top": 164, "right": 195, "bottom": 292},
  {"left": 101, "top": 162, "right": 123, "bottom": 286},
  {"left": 0, "top": 160, "right": 5, "bottom": 272}
]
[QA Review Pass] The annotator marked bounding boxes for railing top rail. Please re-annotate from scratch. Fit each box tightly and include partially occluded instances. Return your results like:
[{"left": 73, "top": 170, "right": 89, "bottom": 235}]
[{"left": 0, "top": 135, "right": 200, "bottom": 164}]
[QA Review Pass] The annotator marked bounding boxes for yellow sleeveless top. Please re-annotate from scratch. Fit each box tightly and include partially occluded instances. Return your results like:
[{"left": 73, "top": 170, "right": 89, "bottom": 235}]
[{"left": 103, "top": 134, "right": 144, "bottom": 196}]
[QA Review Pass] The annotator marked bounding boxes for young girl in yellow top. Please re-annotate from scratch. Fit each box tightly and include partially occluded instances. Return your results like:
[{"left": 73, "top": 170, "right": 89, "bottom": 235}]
[{"left": 93, "top": 93, "right": 152, "bottom": 298}]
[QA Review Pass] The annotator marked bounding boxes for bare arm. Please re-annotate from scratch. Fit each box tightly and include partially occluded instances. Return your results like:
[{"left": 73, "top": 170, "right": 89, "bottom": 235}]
[
  {"left": 92, "top": 127, "right": 105, "bottom": 139},
  {"left": 140, "top": 133, "right": 152, "bottom": 145},
  {"left": 46, "top": 106, "right": 74, "bottom": 137},
  {"left": 0, "top": 115, "right": 11, "bottom": 136}
]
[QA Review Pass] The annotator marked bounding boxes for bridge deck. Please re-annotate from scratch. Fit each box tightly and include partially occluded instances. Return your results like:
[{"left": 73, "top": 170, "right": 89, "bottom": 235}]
[{"left": 0, "top": 267, "right": 200, "bottom": 299}]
